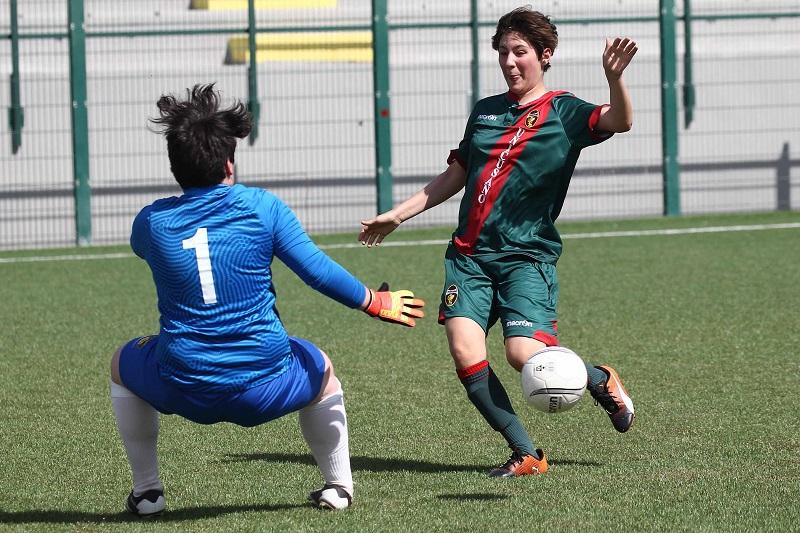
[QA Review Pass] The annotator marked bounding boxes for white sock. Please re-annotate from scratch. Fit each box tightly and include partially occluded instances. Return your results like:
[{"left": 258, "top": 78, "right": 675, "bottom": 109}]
[
  {"left": 298, "top": 380, "right": 353, "bottom": 497},
  {"left": 110, "top": 380, "right": 163, "bottom": 496}
]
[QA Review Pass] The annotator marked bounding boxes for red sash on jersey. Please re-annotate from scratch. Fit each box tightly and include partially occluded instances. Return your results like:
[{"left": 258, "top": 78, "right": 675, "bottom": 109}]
[{"left": 454, "top": 91, "right": 562, "bottom": 255}]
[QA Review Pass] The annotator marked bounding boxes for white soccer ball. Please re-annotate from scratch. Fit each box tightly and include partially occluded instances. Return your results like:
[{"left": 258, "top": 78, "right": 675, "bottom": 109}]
[{"left": 521, "top": 346, "right": 588, "bottom": 413}]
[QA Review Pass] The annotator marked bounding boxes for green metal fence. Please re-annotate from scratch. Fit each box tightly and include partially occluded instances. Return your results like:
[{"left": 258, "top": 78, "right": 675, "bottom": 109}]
[{"left": 1, "top": 1, "right": 798, "bottom": 250}]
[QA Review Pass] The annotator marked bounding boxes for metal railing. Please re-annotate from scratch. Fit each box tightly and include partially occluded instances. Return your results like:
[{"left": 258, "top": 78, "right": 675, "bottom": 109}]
[{"left": 1, "top": 0, "right": 798, "bottom": 249}]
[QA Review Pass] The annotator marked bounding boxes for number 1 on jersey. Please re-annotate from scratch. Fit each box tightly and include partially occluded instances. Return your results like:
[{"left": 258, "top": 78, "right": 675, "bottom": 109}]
[{"left": 182, "top": 227, "right": 218, "bottom": 304}]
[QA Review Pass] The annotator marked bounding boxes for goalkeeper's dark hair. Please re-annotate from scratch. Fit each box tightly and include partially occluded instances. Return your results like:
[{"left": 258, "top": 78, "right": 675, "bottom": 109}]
[
  {"left": 492, "top": 7, "right": 558, "bottom": 72},
  {"left": 150, "top": 83, "right": 251, "bottom": 189}
]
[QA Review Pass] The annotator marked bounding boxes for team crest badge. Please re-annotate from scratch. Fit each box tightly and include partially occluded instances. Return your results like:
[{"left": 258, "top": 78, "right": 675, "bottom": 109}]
[
  {"left": 525, "top": 109, "right": 539, "bottom": 128},
  {"left": 444, "top": 284, "right": 459, "bottom": 307}
]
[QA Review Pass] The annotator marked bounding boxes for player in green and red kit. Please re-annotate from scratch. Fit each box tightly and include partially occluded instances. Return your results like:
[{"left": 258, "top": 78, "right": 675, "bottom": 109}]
[{"left": 360, "top": 7, "right": 637, "bottom": 477}]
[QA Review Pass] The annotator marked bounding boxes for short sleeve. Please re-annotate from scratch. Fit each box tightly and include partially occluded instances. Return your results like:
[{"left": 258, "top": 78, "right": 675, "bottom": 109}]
[
  {"left": 555, "top": 94, "right": 613, "bottom": 149},
  {"left": 448, "top": 107, "right": 479, "bottom": 167}
]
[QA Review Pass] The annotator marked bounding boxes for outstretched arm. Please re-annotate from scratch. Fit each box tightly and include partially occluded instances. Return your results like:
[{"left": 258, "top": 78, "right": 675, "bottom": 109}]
[
  {"left": 359, "top": 161, "right": 466, "bottom": 247},
  {"left": 272, "top": 202, "right": 425, "bottom": 326},
  {"left": 596, "top": 37, "right": 638, "bottom": 133}
]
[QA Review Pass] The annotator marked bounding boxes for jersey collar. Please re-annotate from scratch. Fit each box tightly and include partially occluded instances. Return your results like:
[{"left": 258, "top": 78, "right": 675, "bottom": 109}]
[
  {"left": 505, "top": 89, "right": 557, "bottom": 108},
  {"left": 181, "top": 183, "right": 231, "bottom": 197}
]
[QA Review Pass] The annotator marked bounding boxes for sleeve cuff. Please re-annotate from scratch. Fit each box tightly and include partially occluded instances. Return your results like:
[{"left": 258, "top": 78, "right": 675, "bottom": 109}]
[
  {"left": 446, "top": 149, "right": 466, "bottom": 168},
  {"left": 588, "top": 104, "right": 614, "bottom": 141}
]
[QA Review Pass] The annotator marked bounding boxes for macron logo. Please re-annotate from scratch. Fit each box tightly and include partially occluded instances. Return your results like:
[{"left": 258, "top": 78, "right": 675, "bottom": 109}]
[
  {"left": 477, "top": 114, "right": 498, "bottom": 121},
  {"left": 505, "top": 319, "right": 533, "bottom": 327}
]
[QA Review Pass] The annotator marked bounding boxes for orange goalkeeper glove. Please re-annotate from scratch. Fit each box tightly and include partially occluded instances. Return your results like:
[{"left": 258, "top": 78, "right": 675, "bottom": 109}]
[{"left": 364, "top": 287, "right": 425, "bottom": 327}]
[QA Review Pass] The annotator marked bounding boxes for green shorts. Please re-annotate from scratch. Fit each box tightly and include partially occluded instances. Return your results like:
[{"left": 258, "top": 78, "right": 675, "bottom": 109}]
[{"left": 438, "top": 244, "right": 559, "bottom": 344}]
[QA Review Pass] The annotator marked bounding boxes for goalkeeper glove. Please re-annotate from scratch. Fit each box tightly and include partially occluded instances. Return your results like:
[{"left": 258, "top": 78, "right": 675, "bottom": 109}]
[{"left": 364, "top": 287, "right": 425, "bottom": 327}]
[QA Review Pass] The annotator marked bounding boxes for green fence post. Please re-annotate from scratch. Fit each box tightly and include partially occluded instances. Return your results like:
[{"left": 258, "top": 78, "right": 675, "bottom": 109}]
[
  {"left": 247, "top": 0, "right": 260, "bottom": 145},
  {"left": 660, "top": 0, "right": 681, "bottom": 216},
  {"left": 683, "top": 0, "right": 695, "bottom": 128},
  {"left": 776, "top": 143, "right": 790, "bottom": 211},
  {"left": 470, "top": 0, "right": 480, "bottom": 107},
  {"left": 372, "top": 0, "right": 392, "bottom": 214},
  {"left": 8, "top": 0, "right": 24, "bottom": 154},
  {"left": 68, "top": 0, "right": 91, "bottom": 244}
]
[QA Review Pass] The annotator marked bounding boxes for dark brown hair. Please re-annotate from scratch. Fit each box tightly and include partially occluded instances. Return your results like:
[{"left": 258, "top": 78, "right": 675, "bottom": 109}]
[
  {"left": 491, "top": 7, "right": 559, "bottom": 71},
  {"left": 150, "top": 83, "right": 251, "bottom": 189}
]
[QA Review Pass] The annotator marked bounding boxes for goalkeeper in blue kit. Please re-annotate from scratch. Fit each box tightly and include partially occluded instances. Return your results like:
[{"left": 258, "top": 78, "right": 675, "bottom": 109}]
[{"left": 109, "top": 84, "right": 424, "bottom": 515}]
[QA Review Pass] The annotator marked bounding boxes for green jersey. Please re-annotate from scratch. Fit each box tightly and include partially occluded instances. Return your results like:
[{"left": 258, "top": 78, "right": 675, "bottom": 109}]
[{"left": 448, "top": 90, "right": 612, "bottom": 263}]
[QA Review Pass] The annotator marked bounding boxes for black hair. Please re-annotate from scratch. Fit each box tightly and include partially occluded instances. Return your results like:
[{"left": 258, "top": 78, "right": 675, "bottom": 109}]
[{"left": 150, "top": 83, "right": 251, "bottom": 188}]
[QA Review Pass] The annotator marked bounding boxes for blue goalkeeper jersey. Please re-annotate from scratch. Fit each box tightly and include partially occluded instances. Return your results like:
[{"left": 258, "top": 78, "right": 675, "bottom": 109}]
[{"left": 130, "top": 183, "right": 366, "bottom": 393}]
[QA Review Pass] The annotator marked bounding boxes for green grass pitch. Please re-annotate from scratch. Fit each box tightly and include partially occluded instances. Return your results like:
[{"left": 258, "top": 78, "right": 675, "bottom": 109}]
[{"left": 1, "top": 211, "right": 798, "bottom": 531}]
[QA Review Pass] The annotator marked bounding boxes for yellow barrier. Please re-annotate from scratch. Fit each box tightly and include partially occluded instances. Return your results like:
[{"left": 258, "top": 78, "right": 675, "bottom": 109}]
[
  {"left": 226, "top": 32, "right": 372, "bottom": 63},
  {"left": 192, "top": 0, "right": 336, "bottom": 10}
]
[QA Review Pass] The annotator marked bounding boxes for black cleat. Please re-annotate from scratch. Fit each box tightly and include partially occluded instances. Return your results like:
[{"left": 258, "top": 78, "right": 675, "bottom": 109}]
[
  {"left": 125, "top": 489, "right": 165, "bottom": 517},
  {"left": 308, "top": 484, "right": 352, "bottom": 510}
]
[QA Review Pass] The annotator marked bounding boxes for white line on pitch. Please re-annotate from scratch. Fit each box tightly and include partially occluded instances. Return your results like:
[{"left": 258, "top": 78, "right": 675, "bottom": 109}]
[
  {"left": 321, "top": 222, "right": 800, "bottom": 249},
  {"left": 0, "top": 252, "right": 134, "bottom": 264},
  {"left": 1, "top": 222, "right": 799, "bottom": 264}
]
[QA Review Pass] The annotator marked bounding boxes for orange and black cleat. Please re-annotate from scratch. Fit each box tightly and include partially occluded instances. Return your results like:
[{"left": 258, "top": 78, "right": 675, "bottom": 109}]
[
  {"left": 590, "top": 365, "right": 635, "bottom": 432},
  {"left": 488, "top": 449, "right": 548, "bottom": 478}
]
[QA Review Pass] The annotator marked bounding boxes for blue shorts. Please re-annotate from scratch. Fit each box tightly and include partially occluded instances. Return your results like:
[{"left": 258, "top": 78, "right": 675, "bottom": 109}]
[{"left": 119, "top": 335, "right": 327, "bottom": 427}]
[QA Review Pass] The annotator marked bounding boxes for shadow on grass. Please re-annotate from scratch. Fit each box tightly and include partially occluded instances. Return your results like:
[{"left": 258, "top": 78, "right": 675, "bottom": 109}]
[
  {"left": 0, "top": 503, "right": 304, "bottom": 525},
  {"left": 438, "top": 493, "right": 508, "bottom": 502},
  {"left": 224, "top": 451, "right": 487, "bottom": 473},
  {"left": 1, "top": 456, "right": 601, "bottom": 524},
  {"left": 223, "top": 452, "right": 601, "bottom": 472},
  {"left": 549, "top": 458, "right": 603, "bottom": 467}
]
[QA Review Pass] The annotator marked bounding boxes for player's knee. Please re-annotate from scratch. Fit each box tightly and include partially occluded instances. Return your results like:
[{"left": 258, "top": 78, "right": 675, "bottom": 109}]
[
  {"left": 505, "top": 350, "right": 527, "bottom": 372},
  {"left": 318, "top": 351, "right": 343, "bottom": 400},
  {"left": 446, "top": 317, "right": 488, "bottom": 367},
  {"left": 321, "top": 375, "right": 342, "bottom": 401},
  {"left": 505, "top": 339, "right": 546, "bottom": 372},
  {"left": 449, "top": 344, "right": 468, "bottom": 364},
  {"left": 448, "top": 337, "right": 487, "bottom": 369},
  {"left": 110, "top": 345, "right": 124, "bottom": 385}
]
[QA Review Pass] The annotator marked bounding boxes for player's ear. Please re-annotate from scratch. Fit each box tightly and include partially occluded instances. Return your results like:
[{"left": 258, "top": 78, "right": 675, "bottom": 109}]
[
  {"left": 223, "top": 159, "right": 235, "bottom": 184},
  {"left": 541, "top": 48, "right": 552, "bottom": 65}
]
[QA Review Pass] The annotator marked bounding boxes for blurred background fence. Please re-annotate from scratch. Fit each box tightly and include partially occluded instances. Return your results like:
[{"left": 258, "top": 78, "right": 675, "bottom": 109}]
[{"left": 1, "top": 0, "right": 798, "bottom": 250}]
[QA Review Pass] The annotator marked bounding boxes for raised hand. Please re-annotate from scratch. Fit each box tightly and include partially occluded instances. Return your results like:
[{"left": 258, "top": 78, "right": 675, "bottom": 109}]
[{"left": 603, "top": 37, "right": 638, "bottom": 80}]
